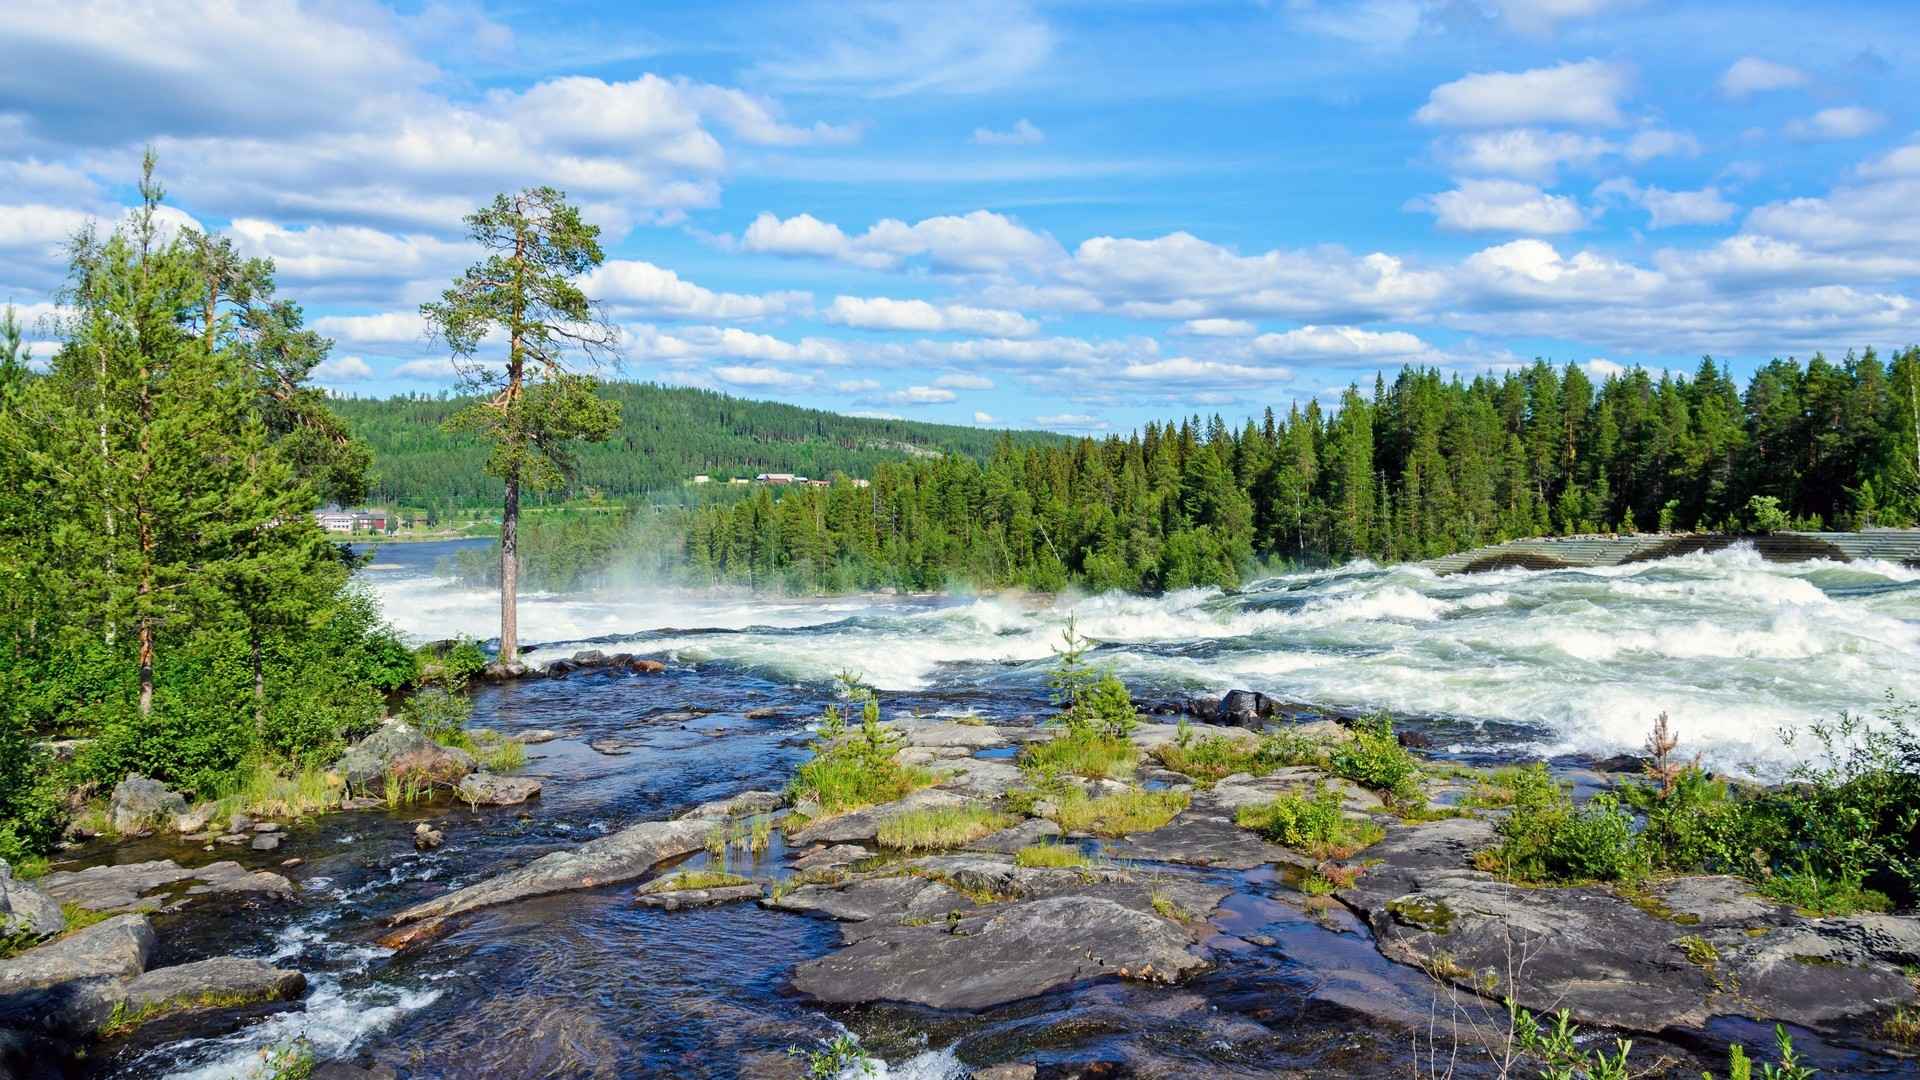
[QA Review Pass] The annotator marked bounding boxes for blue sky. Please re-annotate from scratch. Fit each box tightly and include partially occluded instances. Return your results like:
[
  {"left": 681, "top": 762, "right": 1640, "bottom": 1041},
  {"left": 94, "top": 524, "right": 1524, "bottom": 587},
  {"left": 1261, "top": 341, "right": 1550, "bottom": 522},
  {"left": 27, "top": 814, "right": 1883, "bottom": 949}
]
[{"left": 3, "top": 1, "right": 1917, "bottom": 433}]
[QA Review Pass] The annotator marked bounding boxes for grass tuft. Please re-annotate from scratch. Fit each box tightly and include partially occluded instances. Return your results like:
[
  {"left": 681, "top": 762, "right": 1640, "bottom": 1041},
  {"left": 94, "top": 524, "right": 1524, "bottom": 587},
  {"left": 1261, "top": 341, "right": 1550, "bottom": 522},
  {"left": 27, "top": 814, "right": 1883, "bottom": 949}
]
[
  {"left": 1012, "top": 843, "right": 1091, "bottom": 869},
  {"left": 1022, "top": 732, "right": 1138, "bottom": 782},
  {"left": 1236, "top": 785, "right": 1384, "bottom": 859},
  {"left": 1053, "top": 787, "right": 1189, "bottom": 837},
  {"left": 638, "top": 870, "right": 751, "bottom": 895},
  {"left": 875, "top": 804, "right": 1015, "bottom": 852}
]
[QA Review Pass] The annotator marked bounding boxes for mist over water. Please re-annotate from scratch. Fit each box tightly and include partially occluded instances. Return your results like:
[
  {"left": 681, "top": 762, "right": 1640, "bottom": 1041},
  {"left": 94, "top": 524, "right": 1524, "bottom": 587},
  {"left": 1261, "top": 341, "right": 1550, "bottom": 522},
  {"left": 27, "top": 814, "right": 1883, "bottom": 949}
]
[{"left": 363, "top": 541, "right": 1920, "bottom": 778}]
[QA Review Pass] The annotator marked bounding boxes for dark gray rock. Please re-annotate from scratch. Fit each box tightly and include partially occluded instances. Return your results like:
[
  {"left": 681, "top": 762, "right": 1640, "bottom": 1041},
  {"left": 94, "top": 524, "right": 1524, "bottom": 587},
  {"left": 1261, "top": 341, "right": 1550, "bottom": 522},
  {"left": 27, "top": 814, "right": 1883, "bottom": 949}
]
[
  {"left": 0, "top": 914, "right": 153, "bottom": 992},
  {"left": 678, "top": 790, "right": 784, "bottom": 820},
  {"left": 1215, "top": 690, "right": 1274, "bottom": 727},
  {"left": 765, "top": 875, "right": 966, "bottom": 923},
  {"left": 455, "top": 773, "right": 543, "bottom": 806},
  {"left": 481, "top": 661, "right": 531, "bottom": 682},
  {"left": 117, "top": 956, "right": 305, "bottom": 1014},
  {"left": 791, "top": 844, "right": 869, "bottom": 871},
  {"left": 635, "top": 883, "right": 764, "bottom": 909},
  {"left": 0, "top": 859, "right": 64, "bottom": 940},
  {"left": 38, "top": 859, "right": 294, "bottom": 914},
  {"left": 249, "top": 834, "right": 282, "bottom": 852},
  {"left": 1099, "top": 798, "right": 1308, "bottom": 870},
  {"left": 967, "top": 818, "right": 1062, "bottom": 854},
  {"left": 389, "top": 817, "right": 714, "bottom": 925},
  {"left": 791, "top": 895, "right": 1209, "bottom": 1009},
  {"left": 335, "top": 721, "right": 440, "bottom": 792},
  {"left": 108, "top": 774, "right": 187, "bottom": 833},
  {"left": 1339, "top": 815, "right": 1920, "bottom": 1036}
]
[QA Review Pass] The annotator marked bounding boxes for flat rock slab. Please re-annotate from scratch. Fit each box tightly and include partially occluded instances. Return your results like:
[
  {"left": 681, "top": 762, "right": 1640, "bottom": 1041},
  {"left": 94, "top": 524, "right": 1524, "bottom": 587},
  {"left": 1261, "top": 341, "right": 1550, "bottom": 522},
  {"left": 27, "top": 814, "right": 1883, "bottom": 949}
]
[
  {"left": 1210, "top": 770, "right": 1384, "bottom": 815},
  {"left": 455, "top": 773, "right": 543, "bottom": 806},
  {"left": 0, "top": 914, "right": 153, "bottom": 992},
  {"left": 679, "top": 791, "right": 785, "bottom": 820},
  {"left": 1100, "top": 800, "right": 1309, "bottom": 871},
  {"left": 929, "top": 758, "right": 1026, "bottom": 801},
  {"left": 390, "top": 817, "right": 713, "bottom": 925},
  {"left": 765, "top": 875, "right": 970, "bottom": 924},
  {"left": 890, "top": 720, "right": 1012, "bottom": 750},
  {"left": 791, "top": 895, "right": 1209, "bottom": 1010},
  {"left": 1341, "top": 816, "right": 1920, "bottom": 1036},
  {"left": 38, "top": 859, "right": 294, "bottom": 914},
  {"left": 635, "top": 884, "right": 764, "bottom": 910},
  {"left": 519, "top": 729, "right": 563, "bottom": 744},
  {"left": 788, "top": 789, "right": 979, "bottom": 846},
  {"left": 118, "top": 956, "right": 306, "bottom": 1014},
  {"left": 792, "top": 844, "right": 870, "bottom": 871},
  {"left": 967, "top": 818, "right": 1063, "bottom": 855}
]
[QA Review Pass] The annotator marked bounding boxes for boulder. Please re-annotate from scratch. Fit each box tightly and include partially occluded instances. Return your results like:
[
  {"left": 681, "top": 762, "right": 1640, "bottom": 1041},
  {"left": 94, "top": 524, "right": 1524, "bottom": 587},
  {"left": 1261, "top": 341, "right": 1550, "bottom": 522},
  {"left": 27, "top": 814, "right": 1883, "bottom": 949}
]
[
  {"left": 38, "top": 859, "right": 294, "bottom": 914},
  {"left": 335, "top": 721, "right": 435, "bottom": 791},
  {"left": 520, "top": 729, "right": 563, "bottom": 744},
  {"left": 635, "top": 883, "right": 764, "bottom": 910},
  {"left": 543, "top": 659, "right": 577, "bottom": 678},
  {"left": 0, "top": 914, "right": 153, "bottom": 992},
  {"left": 115, "top": 956, "right": 305, "bottom": 1016},
  {"left": 455, "top": 773, "right": 543, "bottom": 807},
  {"left": 481, "top": 661, "right": 531, "bottom": 683},
  {"left": 629, "top": 658, "right": 666, "bottom": 674},
  {"left": 1215, "top": 690, "right": 1276, "bottom": 728},
  {"left": 389, "top": 816, "right": 714, "bottom": 925},
  {"left": 413, "top": 823, "right": 444, "bottom": 851},
  {"left": 375, "top": 916, "right": 451, "bottom": 954},
  {"left": 108, "top": 774, "right": 188, "bottom": 834},
  {"left": 570, "top": 650, "right": 609, "bottom": 667},
  {"left": 0, "top": 860, "right": 64, "bottom": 941},
  {"left": 385, "top": 744, "right": 476, "bottom": 789},
  {"left": 171, "top": 803, "right": 218, "bottom": 834},
  {"left": 249, "top": 834, "right": 282, "bottom": 852},
  {"left": 791, "top": 895, "right": 1209, "bottom": 1009}
]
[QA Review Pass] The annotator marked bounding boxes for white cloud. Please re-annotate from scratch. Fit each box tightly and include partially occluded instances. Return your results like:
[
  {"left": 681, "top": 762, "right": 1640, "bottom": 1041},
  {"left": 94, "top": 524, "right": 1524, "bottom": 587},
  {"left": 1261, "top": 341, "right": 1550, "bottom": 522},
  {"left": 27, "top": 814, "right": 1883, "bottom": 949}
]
[
  {"left": 227, "top": 218, "right": 472, "bottom": 300},
  {"left": 1290, "top": 0, "right": 1430, "bottom": 50},
  {"left": 743, "top": 209, "right": 1061, "bottom": 272},
  {"left": 1175, "top": 318, "right": 1257, "bottom": 337},
  {"left": 1596, "top": 181, "right": 1736, "bottom": 228},
  {"left": 394, "top": 357, "right": 462, "bottom": 381},
  {"left": 1488, "top": 0, "right": 1641, "bottom": 35},
  {"left": 1719, "top": 58, "right": 1808, "bottom": 98},
  {"left": 1624, "top": 129, "right": 1701, "bottom": 162},
  {"left": 627, "top": 323, "right": 849, "bottom": 366},
  {"left": 1743, "top": 176, "right": 1920, "bottom": 258},
  {"left": 313, "top": 311, "right": 432, "bottom": 347},
  {"left": 933, "top": 373, "right": 994, "bottom": 389},
  {"left": 1787, "top": 107, "right": 1885, "bottom": 141},
  {"left": 311, "top": 354, "right": 374, "bottom": 383},
  {"left": 1860, "top": 143, "right": 1920, "bottom": 179},
  {"left": 753, "top": 0, "right": 1052, "bottom": 97},
  {"left": 584, "top": 260, "right": 807, "bottom": 320},
  {"left": 883, "top": 385, "right": 957, "bottom": 404},
  {"left": 1119, "top": 357, "right": 1289, "bottom": 385},
  {"left": 712, "top": 364, "right": 813, "bottom": 388},
  {"left": 836, "top": 378, "right": 882, "bottom": 393},
  {"left": 1032, "top": 413, "right": 1109, "bottom": 431},
  {"left": 973, "top": 119, "right": 1045, "bottom": 145},
  {"left": 674, "top": 82, "right": 860, "bottom": 147},
  {"left": 1412, "top": 180, "right": 1589, "bottom": 234},
  {"left": 1250, "top": 325, "right": 1427, "bottom": 360},
  {"left": 973, "top": 410, "right": 996, "bottom": 424},
  {"left": 1415, "top": 60, "right": 1631, "bottom": 128},
  {"left": 1461, "top": 239, "right": 1662, "bottom": 305},
  {"left": 1439, "top": 129, "right": 1615, "bottom": 182},
  {"left": 823, "top": 295, "right": 1038, "bottom": 336}
]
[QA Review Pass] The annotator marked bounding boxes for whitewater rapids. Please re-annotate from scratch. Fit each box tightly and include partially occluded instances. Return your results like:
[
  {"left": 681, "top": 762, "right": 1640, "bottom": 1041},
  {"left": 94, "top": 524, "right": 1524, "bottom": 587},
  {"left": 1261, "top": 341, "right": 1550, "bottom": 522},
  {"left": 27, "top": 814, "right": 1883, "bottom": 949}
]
[{"left": 363, "top": 544, "right": 1920, "bottom": 779}]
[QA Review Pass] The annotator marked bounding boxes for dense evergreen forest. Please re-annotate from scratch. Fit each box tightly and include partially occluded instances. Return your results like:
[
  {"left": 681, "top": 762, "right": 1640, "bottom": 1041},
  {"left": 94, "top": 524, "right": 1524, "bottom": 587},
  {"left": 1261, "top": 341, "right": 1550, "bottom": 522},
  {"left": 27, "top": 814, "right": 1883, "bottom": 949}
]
[
  {"left": 333, "top": 385, "right": 1065, "bottom": 509},
  {"left": 469, "top": 351, "right": 1920, "bottom": 595}
]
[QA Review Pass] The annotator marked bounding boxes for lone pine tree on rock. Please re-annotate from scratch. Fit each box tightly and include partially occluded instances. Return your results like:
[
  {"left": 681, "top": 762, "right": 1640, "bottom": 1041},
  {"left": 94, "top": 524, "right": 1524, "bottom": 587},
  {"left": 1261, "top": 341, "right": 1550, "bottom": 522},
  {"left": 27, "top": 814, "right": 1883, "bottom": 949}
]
[{"left": 421, "top": 187, "right": 621, "bottom": 663}]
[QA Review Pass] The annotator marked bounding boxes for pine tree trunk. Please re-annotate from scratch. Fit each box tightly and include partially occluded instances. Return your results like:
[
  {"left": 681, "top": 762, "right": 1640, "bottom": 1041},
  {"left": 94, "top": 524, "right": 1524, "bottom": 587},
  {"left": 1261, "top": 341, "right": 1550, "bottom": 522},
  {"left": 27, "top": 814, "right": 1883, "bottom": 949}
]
[
  {"left": 500, "top": 473, "right": 520, "bottom": 663},
  {"left": 137, "top": 616, "right": 155, "bottom": 718},
  {"left": 251, "top": 624, "right": 266, "bottom": 746}
]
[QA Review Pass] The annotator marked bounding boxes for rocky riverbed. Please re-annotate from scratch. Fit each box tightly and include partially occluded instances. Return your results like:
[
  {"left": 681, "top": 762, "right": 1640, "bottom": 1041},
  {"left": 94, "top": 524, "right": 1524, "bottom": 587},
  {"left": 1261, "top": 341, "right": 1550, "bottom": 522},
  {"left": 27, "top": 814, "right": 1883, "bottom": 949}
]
[{"left": 6, "top": 647, "right": 1919, "bottom": 1078}]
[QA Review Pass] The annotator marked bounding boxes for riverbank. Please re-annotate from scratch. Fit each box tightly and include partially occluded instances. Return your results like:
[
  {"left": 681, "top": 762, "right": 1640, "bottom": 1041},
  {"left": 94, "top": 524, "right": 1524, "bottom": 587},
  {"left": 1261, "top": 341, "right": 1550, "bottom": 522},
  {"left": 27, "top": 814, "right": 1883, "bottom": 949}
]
[{"left": 7, "top": 660, "right": 1917, "bottom": 1077}]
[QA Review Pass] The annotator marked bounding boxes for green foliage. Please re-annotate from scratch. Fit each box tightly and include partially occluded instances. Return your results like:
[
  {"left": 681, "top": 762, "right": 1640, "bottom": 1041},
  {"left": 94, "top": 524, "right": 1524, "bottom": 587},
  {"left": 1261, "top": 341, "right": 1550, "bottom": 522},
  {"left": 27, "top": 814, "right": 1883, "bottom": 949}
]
[
  {"left": 788, "top": 1033, "right": 876, "bottom": 1079},
  {"left": 874, "top": 804, "right": 1015, "bottom": 852},
  {"left": 1051, "top": 786, "right": 1188, "bottom": 836},
  {"left": 249, "top": 1039, "right": 317, "bottom": 1080},
  {"left": 401, "top": 682, "right": 476, "bottom": 745},
  {"left": 1507, "top": 1001, "right": 1633, "bottom": 1080},
  {"left": 1483, "top": 765, "right": 1645, "bottom": 884},
  {"left": 1327, "top": 713, "right": 1423, "bottom": 807},
  {"left": 1746, "top": 495, "right": 1791, "bottom": 534},
  {"left": 1235, "top": 785, "right": 1385, "bottom": 859},
  {"left": 787, "top": 675, "right": 935, "bottom": 815},
  {"left": 1021, "top": 732, "right": 1138, "bottom": 782},
  {"left": 1013, "top": 844, "right": 1091, "bottom": 869},
  {"left": 1702, "top": 1024, "right": 1817, "bottom": 1080}
]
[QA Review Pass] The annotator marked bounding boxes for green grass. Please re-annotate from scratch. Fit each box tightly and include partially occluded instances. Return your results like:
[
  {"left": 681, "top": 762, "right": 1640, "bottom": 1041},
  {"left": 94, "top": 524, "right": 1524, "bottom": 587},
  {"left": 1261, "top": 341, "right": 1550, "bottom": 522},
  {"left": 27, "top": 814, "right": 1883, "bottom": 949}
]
[
  {"left": 1458, "top": 766, "right": 1532, "bottom": 809},
  {"left": 213, "top": 761, "right": 343, "bottom": 821},
  {"left": 1013, "top": 843, "right": 1091, "bottom": 869},
  {"left": 1235, "top": 786, "right": 1385, "bottom": 859},
  {"left": 437, "top": 729, "right": 527, "bottom": 774},
  {"left": 1326, "top": 714, "right": 1423, "bottom": 807},
  {"left": 1152, "top": 734, "right": 1265, "bottom": 784},
  {"left": 875, "top": 804, "right": 1015, "bottom": 852},
  {"left": 250, "top": 1040, "right": 317, "bottom": 1080},
  {"left": 1758, "top": 867, "right": 1892, "bottom": 916},
  {"left": 1052, "top": 787, "right": 1189, "bottom": 837},
  {"left": 638, "top": 870, "right": 752, "bottom": 894},
  {"left": 100, "top": 990, "right": 264, "bottom": 1037},
  {"left": 1021, "top": 732, "right": 1138, "bottom": 782},
  {"left": 1150, "top": 893, "right": 1197, "bottom": 923}
]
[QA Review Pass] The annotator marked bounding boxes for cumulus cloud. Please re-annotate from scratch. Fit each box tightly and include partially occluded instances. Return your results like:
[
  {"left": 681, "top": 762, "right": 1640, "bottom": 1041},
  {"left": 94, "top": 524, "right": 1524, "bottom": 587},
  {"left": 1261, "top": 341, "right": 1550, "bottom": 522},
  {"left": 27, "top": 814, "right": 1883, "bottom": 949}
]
[
  {"left": 1786, "top": 106, "right": 1885, "bottom": 141},
  {"left": 1410, "top": 180, "right": 1589, "bottom": 234},
  {"left": 836, "top": 378, "right": 882, "bottom": 393},
  {"left": 312, "top": 311, "right": 433, "bottom": 347},
  {"left": 1119, "top": 357, "right": 1289, "bottom": 386},
  {"left": 626, "top": 323, "right": 849, "bottom": 366},
  {"left": 973, "top": 410, "right": 996, "bottom": 424},
  {"left": 933, "top": 373, "right": 994, "bottom": 389},
  {"left": 883, "top": 385, "right": 957, "bottom": 404},
  {"left": 1175, "top": 318, "right": 1257, "bottom": 337},
  {"left": 743, "top": 209, "right": 1062, "bottom": 272},
  {"left": 713, "top": 364, "right": 813, "bottom": 388},
  {"left": 1438, "top": 129, "right": 1615, "bottom": 182},
  {"left": 584, "top": 260, "right": 808, "bottom": 320},
  {"left": 393, "top": 357, "right": 462, "bottom": 381},
  {"left": 311, "top": 354, "right": 374, "bottom": 383},
  {"left": 1249, "top": 325, "right": 1427, "bottom": 360},
  {"left": 1624, "top": 129, "right": 1701, "bottom": 162},
  {"left": 1032, "top": 413, "right": 1109, "bottom": 431},
  {"left": 1595, "top": 180, "right": 1736, "bottom": 228},
  {"left": 973, "top": 118, "right": 1045, "bottom": 145},
  {"left": 1719, "top": 57, "right": 1808, "bottom": 98},
  {"left": 1415, "top": 60, "right": 1631, "bottom": 128},
  {"left": 824, "top": 295, "right": 1038, "bottom": 335}
]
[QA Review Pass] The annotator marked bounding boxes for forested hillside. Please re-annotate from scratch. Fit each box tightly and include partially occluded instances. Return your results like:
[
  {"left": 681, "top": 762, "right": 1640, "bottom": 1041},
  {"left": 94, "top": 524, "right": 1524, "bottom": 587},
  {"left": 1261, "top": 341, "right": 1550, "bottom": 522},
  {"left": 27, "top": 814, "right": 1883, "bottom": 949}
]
[
  {"left": 332, "top": 384, "right": 1064, "bottom": 507},
  {"left": 478, "top": 350, "right": 1920, "bottom": 594}
]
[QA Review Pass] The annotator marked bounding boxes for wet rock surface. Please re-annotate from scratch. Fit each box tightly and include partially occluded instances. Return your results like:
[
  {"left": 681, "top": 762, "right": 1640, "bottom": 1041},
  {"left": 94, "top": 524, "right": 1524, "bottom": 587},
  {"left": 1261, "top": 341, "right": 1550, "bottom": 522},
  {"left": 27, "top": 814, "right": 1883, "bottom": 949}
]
[
  {"left": 0, "top": 859, "right": 64, "bottom": 940},
  {"left": 455, "top": 772, "right": 543, "bottom": 806},
  {"left": 38, "top": 858, "right": 295, "bottom": 914},
  {"left": 1339, "top": 815, "right": 1920, "bottom": 1036}
]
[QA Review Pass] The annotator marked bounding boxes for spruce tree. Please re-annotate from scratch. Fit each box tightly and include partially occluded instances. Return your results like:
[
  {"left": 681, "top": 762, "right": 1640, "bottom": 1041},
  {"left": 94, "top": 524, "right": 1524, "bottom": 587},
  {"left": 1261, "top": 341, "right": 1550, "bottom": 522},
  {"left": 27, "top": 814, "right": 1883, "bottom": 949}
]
[{"left": 421, "top": 188, "right": 620, "bottom": 662}]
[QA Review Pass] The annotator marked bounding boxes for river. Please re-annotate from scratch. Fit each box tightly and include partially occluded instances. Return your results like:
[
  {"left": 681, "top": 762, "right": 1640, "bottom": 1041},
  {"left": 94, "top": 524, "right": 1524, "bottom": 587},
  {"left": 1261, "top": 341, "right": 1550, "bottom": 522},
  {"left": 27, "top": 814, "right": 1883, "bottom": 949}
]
[{"left": 93, "top": 541, "right": 1920, "bottom": 1078}]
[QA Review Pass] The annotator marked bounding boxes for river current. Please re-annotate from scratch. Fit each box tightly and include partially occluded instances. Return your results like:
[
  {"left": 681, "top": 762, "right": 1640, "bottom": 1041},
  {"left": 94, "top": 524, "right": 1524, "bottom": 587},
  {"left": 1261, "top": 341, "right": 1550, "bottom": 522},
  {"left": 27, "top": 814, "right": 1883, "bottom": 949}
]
[{"left": 93, "top": 541, "right": 1919, "bottom": 1079}]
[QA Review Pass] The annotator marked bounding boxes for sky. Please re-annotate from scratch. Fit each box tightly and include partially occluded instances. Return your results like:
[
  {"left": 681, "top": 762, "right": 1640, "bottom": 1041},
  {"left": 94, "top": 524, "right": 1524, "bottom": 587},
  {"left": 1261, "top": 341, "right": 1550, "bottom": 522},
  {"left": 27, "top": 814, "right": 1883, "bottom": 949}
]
[{"left": 2, "top": 0, "right": 1917, "bottom": 434}]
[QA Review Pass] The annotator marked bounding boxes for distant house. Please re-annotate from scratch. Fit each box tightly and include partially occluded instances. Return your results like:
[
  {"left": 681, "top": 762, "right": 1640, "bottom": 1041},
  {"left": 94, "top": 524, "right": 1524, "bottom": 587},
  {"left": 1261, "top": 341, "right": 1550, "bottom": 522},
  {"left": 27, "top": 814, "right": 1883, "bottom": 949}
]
[
  {"left": 756, "top": 472, "right": 799, "bottom": 485},
  {"left": 315, "top": 506, "right": 389, "bottom": 534},
  {"left": 691, "top": 474, "right": 711, "bottom": 484}
]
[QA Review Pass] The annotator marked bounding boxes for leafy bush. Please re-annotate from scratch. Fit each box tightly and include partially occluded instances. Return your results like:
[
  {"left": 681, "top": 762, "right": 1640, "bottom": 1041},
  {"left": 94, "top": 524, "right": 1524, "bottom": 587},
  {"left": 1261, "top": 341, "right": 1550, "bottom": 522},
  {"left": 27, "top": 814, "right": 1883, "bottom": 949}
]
[
  {"left": 1482, "top": 764, "right": 1644, "bottom": 884},
  {"left": 1327, "top": 713, "right": 1423, "bottom": 807},
  {"left": 401, "top": 684, "right": 474, "bottom": 745},
  {"left": 1236, "top": 785, "right": 1384, "bottom": 859}
]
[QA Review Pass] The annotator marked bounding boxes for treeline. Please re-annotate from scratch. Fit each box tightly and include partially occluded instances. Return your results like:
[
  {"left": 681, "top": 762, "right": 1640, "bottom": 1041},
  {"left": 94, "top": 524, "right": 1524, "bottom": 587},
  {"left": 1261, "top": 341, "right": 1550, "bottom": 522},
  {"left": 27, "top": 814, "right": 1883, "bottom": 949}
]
[
  {"left": 0, "top": 159, "right": 412, "bottom": 860},
  {"left": 333, "top": 384, "right": 1064, "bottom": 509},
  {"left": 670, "top": 352, "right": 1920, "bottom": 593}
]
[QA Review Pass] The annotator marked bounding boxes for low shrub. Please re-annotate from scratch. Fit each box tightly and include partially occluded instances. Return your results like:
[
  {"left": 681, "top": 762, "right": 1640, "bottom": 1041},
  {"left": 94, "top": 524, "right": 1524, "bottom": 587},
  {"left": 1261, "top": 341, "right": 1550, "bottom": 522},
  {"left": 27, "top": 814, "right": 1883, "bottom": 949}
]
[
  {"left": 1236, "top": 785, "right": 1384, "bottom": 859},
  {"left": 1013, "top": 843, "right": 1091, "bottom": 869},
  {"left": 875, "top": 804, "right": 1014, "bottom": 852},
  {"left": 1481, "top": 764, "right": 1644, "bottom": 884},
  {"left": 1153, "top": 734, "right": 1263, "bottom": 783},
  {"left": 1327, "top": 713, "right": 1423, "bottom": 807},
  {"left": 1022, "top": 732, "right": 1137, "bottom": 782},
  {"left": 788, "top": 676, "right": 935, "bottom": 815}
]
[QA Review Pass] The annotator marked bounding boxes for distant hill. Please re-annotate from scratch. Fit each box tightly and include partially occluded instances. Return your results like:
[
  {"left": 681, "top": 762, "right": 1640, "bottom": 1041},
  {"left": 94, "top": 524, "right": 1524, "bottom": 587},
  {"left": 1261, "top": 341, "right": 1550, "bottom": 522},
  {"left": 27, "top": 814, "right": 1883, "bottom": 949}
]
[{"left": 332, "top": 381, "right": 1065, "bottom": 507}]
